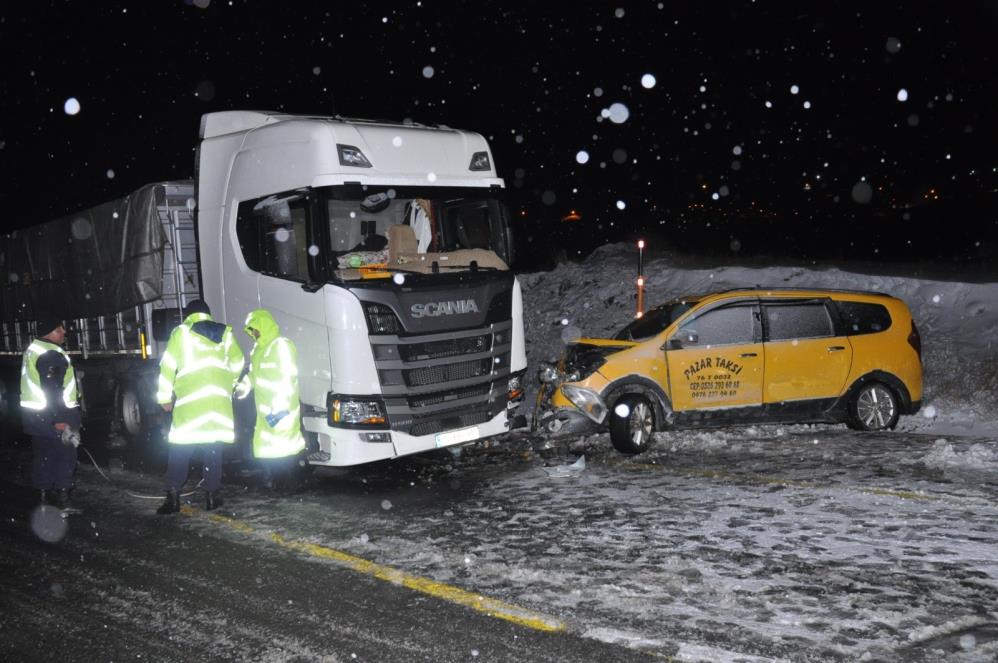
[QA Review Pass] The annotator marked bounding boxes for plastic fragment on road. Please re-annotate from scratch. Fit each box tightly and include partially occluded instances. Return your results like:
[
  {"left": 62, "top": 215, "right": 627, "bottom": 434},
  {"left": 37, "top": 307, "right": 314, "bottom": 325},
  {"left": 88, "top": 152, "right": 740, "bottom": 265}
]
[{"left": 542, "top": 455, "right": 586, "bottom": 478}]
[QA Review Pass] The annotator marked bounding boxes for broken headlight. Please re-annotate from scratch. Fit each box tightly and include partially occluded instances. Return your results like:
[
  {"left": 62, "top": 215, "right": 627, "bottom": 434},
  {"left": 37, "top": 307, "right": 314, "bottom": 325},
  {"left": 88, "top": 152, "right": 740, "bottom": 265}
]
[{"left": 560, "top": 384, "right": 607, "bottom": 424}]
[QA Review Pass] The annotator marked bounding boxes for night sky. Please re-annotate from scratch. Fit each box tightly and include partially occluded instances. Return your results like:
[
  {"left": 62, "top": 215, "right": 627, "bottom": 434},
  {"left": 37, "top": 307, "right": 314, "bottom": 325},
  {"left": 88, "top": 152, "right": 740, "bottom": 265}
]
[{"left": 2, "top": 1, "right": 996, "bottom": 269}]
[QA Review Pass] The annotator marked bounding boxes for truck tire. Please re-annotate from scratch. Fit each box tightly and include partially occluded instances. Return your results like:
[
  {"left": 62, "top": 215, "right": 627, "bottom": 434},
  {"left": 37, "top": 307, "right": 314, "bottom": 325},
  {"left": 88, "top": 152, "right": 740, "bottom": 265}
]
[{"left": 114, "top": 380, "right": 145, "bottom": 442}]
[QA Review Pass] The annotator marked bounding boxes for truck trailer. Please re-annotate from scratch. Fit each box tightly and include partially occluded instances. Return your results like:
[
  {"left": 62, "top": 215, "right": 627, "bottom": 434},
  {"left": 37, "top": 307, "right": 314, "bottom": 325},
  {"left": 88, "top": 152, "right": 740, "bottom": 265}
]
[{"left": 0, "top": 110, "right": 527, "bottom": 466}]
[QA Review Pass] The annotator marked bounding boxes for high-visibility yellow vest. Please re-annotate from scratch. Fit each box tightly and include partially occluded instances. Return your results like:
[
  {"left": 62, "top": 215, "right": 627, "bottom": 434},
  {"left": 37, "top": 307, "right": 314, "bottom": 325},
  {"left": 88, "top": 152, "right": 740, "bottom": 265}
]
[
  {"left": 157, "top": 312, "right": 244, "bottom": 445},
  {"left": 20, "top": 339, "right": 79, "bottom": 411},
  {"left": 239, "top": 309, "right": 305, "bottom": 459}
]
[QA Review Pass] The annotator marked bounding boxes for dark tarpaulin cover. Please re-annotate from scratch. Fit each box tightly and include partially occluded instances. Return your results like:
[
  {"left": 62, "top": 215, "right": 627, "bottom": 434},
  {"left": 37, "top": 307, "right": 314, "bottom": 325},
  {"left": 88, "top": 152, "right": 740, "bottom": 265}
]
[{"left": 0, "top": 183, "right": 170, "bottom": 321}]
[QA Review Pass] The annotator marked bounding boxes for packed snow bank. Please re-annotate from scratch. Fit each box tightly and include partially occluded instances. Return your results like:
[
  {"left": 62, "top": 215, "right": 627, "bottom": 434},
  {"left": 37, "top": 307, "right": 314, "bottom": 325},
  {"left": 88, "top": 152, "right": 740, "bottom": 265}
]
[{"left": 519, "top": 243, "right": 998, "bottom": 436}]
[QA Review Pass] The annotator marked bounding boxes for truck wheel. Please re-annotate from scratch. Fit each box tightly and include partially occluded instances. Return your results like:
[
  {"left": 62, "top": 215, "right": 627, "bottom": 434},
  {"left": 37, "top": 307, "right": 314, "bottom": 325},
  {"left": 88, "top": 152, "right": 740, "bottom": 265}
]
[
  {"left": 115, "top": 381, "right": 145, "bottom": 441},
  {"left": 609, "top": 394, "right": 655, "bottom": 454},
  {"left": 847, "top": 382, "right": 899, "bottom": 431}
]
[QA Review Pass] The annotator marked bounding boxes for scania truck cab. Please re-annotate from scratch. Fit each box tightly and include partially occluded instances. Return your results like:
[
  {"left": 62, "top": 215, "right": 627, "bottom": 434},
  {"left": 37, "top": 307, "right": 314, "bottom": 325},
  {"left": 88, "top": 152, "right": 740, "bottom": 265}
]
[{"left": 200, "top": 111, "right": 526, "bottom": 465}]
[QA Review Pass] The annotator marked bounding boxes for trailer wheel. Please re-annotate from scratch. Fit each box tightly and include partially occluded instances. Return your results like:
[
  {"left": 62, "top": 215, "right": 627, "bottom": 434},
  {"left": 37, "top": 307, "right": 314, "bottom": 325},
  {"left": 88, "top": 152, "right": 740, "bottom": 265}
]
[
  {"left": 114, "top": 380, "right": 145, "bottom": 441},
  {"left": 0, "top": 380, "right": 11, "bottom": 426}
]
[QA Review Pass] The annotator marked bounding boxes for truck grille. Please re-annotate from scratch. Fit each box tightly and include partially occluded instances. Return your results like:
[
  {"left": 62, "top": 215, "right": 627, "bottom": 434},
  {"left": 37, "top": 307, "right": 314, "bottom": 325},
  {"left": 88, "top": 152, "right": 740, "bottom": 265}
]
[
  {"left": 369, "top": 320, "right": 513, "bottom": 436},
  {"left": 408, "top": 383, "right": 492, "bottom": 409},
  {"left": 408, "top": 410, "right": 492, "bottom": 437},
  {"left": 406, "top": 357, "right": 494, "bottom": 387},
  {"left": 399, "top": 334, "right": 491, "bottom": 361}
]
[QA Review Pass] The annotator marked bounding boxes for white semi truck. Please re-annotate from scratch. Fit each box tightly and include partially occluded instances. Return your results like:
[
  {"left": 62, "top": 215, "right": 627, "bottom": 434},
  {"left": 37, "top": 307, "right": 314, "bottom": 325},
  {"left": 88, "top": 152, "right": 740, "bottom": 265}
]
[{"left": 0, "top": 111, "right": 527, "bottom": 466}]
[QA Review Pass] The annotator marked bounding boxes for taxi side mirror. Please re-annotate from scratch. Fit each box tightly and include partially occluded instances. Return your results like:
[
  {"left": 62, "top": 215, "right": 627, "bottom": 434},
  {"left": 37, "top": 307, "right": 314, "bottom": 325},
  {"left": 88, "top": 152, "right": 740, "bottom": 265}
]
[{"left": 665, "top": 330, "right": 698, "bottom": 350}]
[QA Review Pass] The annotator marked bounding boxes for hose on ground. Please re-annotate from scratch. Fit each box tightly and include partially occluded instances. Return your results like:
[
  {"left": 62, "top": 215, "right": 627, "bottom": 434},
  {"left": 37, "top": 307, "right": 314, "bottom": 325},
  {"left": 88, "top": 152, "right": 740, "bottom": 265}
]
[{"left": 79, "top": 444, "right": 202, "bottom": 499}]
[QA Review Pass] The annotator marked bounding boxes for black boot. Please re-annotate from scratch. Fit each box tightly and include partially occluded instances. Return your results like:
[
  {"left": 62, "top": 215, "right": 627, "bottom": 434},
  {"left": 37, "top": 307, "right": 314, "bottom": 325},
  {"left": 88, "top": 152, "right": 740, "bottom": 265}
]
[
  {"left": 52, "top": 489, "right": 82, "bottom": 515},
  {"left": 156, "top": 490, "right": 180, "bottom": 515},
  {"left": 205, "top": 491, "right": 224, "bottom": 511}
]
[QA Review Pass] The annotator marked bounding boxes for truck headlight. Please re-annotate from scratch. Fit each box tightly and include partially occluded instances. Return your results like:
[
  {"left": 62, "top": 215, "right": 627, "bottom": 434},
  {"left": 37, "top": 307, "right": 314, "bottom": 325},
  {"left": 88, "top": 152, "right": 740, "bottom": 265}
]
[
  {"left": 560, "top": 385, "right": 607, "bottom": 424},
  {"left": 327, "top": 394, "right": 387, "bottom": 427}
]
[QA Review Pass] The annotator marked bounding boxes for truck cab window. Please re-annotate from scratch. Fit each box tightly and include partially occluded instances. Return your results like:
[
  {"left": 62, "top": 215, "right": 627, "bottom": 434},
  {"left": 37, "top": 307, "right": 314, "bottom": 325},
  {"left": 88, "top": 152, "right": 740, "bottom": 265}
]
[
  {"left": 317, "top": 185, "right": 513, "bottom": 276},
  {"left": 440, "top": 201, "right": 494, "bottom": 251},
  {"left": 237, "top": 192, "right": 311, "bottom": 281}
]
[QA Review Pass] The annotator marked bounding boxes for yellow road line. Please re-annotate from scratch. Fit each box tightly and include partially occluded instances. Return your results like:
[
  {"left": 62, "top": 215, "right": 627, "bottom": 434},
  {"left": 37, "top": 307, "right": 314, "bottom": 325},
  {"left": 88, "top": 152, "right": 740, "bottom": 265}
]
[
  {"left": 201, "top": 510, "right": 566, "bottom": 633},
  {"left": 615, "top": 462, "right": 938, "bottom": 501}
]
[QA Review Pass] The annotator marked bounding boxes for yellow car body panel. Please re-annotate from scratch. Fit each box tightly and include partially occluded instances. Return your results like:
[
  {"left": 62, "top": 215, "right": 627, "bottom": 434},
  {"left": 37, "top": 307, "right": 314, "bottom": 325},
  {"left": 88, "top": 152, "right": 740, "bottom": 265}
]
[{"left": 541, "top": 287, "right": 922, "bottom": 434}]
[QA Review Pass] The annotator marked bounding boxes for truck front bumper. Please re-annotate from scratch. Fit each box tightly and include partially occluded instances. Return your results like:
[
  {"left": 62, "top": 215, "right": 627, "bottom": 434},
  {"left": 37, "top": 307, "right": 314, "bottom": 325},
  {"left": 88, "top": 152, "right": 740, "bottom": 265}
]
[{"left": 303, "top": 408, "right": 518, "bottom": 467}]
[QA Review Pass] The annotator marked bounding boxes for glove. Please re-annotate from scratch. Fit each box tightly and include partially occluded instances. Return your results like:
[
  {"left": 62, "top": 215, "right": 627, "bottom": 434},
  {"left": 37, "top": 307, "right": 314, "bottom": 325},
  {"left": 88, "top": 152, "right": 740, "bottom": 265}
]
[
  {"left": 265, "top": 410, "right": 289, "bottom": 427},
  {"left": 60, "top": 426, "right": 81, "bottom": 448}
]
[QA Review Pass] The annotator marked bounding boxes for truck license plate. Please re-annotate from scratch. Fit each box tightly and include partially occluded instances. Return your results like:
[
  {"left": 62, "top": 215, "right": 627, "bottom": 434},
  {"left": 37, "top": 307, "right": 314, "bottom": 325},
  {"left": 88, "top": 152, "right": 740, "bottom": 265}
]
[{"left": 435, "top": 426, "right": 480, "bottom": 448}]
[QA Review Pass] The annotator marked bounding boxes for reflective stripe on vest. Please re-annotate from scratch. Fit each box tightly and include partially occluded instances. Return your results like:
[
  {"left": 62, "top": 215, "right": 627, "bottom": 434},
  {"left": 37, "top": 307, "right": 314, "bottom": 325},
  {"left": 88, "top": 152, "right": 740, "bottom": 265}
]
[
  {"left": 19, "top": 339, "right": 79, "bottom": 411},
  {"left": 251, "top": 336, "right": 304, "bottom": 458},
  {"left": 158, "top": 315, "right": 244, "bottom": 445}
]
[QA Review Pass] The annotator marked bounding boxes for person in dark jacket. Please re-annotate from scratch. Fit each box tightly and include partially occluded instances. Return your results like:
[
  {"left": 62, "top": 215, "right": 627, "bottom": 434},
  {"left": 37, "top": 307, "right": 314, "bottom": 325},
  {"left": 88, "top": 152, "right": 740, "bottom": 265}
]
[{"left": 19, "top": 319, "right": 82, "bottom": 512}]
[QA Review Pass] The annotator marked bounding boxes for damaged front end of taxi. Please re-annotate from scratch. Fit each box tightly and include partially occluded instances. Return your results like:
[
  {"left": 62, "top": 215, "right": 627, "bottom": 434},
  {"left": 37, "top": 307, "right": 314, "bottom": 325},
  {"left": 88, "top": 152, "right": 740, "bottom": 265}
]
[{"left": 532, "top": 339, "right": 635, "bottom": 436}]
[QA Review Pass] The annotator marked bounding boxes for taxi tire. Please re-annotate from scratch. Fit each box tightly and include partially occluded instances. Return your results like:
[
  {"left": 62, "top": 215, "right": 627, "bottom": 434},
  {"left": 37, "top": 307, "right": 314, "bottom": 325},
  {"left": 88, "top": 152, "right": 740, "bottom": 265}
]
[
  {"left": 847, "top": 382, "right": 900, "bottom": 431},
  {"left": 609, "top": 394, "right": 655, "bottom": 454}
]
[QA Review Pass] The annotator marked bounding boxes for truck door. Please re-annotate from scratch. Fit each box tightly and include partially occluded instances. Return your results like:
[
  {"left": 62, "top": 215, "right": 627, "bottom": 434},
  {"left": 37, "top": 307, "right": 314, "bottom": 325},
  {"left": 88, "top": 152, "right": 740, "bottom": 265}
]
[
  {"left": 761, "top": 299, "right": 851, "bottom": 404},
  {"left": 232, "top": 192, "right": 330, "bottom": 406},
  {"left": 666, "top": 301, "right": 764, "bottom": 412}
]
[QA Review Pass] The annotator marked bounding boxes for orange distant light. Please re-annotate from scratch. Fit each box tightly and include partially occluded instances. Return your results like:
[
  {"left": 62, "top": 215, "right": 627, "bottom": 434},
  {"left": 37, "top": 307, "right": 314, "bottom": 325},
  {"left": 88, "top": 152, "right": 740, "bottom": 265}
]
[{"left": 561, "top": 210, "right": 581, "bottom": 222}]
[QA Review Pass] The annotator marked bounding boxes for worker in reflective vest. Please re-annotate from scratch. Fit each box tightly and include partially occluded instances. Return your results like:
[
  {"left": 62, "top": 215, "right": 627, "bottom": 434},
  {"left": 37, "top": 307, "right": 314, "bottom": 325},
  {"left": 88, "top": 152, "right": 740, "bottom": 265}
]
[
  {"left": 155, "top": 300, "right": 244, "bottom": 514},
  {"left": 20, "top": 318, "right": 82, "bottom": 512},
  {"left": 236, "top": 308, "right": 306, "bottom": 491}
]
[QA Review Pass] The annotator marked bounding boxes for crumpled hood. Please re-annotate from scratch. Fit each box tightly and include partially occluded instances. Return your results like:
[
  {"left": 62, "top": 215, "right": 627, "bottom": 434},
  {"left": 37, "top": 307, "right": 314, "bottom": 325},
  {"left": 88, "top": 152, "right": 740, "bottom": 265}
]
[{"left": 244, "top": 308, "right": 280, "bottom": 346}]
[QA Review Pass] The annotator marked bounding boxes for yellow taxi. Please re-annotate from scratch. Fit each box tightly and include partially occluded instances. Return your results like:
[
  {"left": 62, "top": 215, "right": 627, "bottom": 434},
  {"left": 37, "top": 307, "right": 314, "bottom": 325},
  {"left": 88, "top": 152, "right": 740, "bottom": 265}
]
[{"left": 535, "top": 288, "right": 923, "bottom": 453}]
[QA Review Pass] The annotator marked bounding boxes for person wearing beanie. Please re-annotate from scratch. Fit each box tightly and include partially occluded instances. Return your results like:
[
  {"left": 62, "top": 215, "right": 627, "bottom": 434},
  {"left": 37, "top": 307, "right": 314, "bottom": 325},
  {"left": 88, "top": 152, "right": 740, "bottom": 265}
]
[
  {"left": 19, "top": 318, "right": 82, "bottom": 513},
  {"left": 155, "top": 300, "right": 244, "bottom": 514}
]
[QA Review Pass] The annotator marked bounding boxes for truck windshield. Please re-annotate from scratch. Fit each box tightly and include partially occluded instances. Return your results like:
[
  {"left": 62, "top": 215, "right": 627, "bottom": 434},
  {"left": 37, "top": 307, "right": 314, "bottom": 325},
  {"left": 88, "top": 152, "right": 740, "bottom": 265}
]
[
  {"left": 614, "top": 299, "right": 699, "bottom": 341},
  {"left": 316, "top": 184, "right": 512, "bottom": 280}
]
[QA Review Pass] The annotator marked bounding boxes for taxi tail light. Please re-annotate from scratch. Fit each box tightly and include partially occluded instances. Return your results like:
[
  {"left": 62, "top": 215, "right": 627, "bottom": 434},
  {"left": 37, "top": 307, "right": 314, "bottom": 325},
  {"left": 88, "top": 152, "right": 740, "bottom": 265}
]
[{"left": 908, "top": 320, "right": 922, "bottom": 362}]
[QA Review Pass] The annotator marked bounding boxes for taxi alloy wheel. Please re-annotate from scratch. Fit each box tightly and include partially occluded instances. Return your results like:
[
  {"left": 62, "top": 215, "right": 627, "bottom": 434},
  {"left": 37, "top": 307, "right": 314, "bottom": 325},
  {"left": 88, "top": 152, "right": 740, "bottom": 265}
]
[
  {"left": 610, "top": 394, "right": 655, "bottom": 454},
  {"left": 851, "top": 382, "right": 899, "bottom": 431}
]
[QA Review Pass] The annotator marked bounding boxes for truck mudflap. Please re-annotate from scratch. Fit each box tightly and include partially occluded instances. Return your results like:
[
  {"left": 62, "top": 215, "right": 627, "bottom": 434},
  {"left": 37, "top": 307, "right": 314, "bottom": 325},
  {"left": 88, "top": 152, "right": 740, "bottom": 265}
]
[{"left": 303, "top": 408, "right": 517, "bottom": 467}]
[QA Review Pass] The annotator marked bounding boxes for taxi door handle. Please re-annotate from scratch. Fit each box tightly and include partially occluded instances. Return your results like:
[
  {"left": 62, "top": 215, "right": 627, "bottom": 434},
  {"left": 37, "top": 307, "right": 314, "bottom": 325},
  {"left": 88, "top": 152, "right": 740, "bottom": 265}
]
[
  {"left": 740, "top": 352, "right": 758, "bottom": 358},
  {"left": 828, "top": 346, "right": 846, "bottom": 352}
]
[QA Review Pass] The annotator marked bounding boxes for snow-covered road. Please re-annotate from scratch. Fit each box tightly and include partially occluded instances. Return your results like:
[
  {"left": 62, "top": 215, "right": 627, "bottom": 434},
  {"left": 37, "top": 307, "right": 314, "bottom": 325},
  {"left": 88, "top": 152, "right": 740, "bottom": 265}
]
[
  {"left": 303, "top": 426, "right": 998, "bottom": 662},
  {"left": 2, "top": 423, "right": 996, "bottom": 661},
  {"left": 19, "top": 423, "right": 985, "bottom": 662}
]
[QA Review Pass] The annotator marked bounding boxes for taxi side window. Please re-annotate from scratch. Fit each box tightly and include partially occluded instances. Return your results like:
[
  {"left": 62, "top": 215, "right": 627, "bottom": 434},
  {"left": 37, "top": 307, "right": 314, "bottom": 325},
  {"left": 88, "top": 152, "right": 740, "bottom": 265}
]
[
  {"left": 678, "top": 304, "right": 759, "bottom": 346},
  {"left": 835, "top": 301, "right": 892, "bottom": 335},
  {"left": 764, "top": 302, "right": 833, "bottom": 341}
]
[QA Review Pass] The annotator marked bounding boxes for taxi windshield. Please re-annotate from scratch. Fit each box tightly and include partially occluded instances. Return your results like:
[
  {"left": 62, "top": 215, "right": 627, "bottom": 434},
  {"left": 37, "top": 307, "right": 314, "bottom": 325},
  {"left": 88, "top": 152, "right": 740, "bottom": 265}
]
[{"left": 614, "top": 299, "right": 698, "bottom": 341}]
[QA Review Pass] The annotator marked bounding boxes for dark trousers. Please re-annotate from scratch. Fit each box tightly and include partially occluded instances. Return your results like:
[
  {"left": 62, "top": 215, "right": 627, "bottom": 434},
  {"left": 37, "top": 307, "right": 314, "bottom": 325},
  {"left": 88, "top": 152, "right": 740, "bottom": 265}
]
[
  {"left": 31, "top": 435, "right": 78, "bottom": 491},
  {"left": 164, "top": 444, "right": 223, "bottom": 493},
  {"left": 260, "top": 455, "right": 305, "bottom": 492}
]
